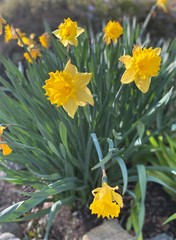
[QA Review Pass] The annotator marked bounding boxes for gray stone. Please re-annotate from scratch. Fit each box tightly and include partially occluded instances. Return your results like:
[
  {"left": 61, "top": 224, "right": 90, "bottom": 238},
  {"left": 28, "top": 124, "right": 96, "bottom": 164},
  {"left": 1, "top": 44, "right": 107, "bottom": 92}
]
[
  {"left": 82, "top": 219, "right": 133, "bottom": 240},
  {"left": 145, "top": 233, "right": 174, "bottom": 240},
  {"left": 0, "top": 232, "right": 21, "bottom": 240},
  {"left": 0, "top": 223, "right": 22, "bottom": 238}
]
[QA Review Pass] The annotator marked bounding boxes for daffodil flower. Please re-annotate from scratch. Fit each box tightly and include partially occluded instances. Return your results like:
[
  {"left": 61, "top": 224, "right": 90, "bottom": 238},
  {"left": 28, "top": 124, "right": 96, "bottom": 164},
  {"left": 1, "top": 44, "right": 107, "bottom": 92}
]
[
  {"left": 103, "top": 20, "right": 123, "bottom": 45},
  {"left": 52, "top": 18, "right": 84, "bottom": 47},
  {"left": 156, "top": 0, "right": 168, "bottom": 12},
  {"left": 89, "top": 182, "right": 123, "bottom": 218},
  {"left": 39, "top": 32, "right": 51, "bottom": 49},
  {"left": 43, "top": 60, "right": 94, "bottom": 118},
  {"left": 119, "top": 45, "right": 161, "bottom": 93},
  {"left": 4, "top": 24, "right": 14, "bottom": 43},
  {"left": 24, "top": 48, "right": 41, "bottom": 63},
  {"left": 0, "top": 126, "right": 12, "bottom": 156}
]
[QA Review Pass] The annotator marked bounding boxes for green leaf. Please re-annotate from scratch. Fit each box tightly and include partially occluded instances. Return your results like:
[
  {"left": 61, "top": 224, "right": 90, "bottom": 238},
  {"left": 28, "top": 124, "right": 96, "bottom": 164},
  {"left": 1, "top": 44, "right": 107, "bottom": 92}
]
[
  {"left": 59, "top": 122, "right": 68, "bottom": 149},
  {"left": 162, "top": 213, "right": 176, "bottom": 225},
  {"left": 137, "top": 121, "right": 145, "bottom": 140},
  {"left": 147, "top": 175, "right": 176, "bottom": 194},
  {"left": 114, "top": 156, "right": 128, "bottom": 194},
  {"left": 137, "top": 165, "right": 147, "bottom": 202},
  {"left": 44, "top": 200, "right": 62, "bottom": 240},
  {"left": 147, "top": 87, "right": 173, "bottom": 117}
]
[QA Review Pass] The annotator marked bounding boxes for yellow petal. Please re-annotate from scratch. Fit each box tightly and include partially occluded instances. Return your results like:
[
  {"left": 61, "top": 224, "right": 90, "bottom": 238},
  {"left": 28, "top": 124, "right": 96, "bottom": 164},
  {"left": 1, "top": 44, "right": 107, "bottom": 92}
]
[
  {"left": 112, "top": 192, "right": 123, "bottom": 208},
  {"left": 75, "top": 73, "right": 92, "bottom": 88},
  {"left": 92, "top": 187, "right": 102, "bottom": 196},
  {"left": 0, "top": 143, "right": 12, "bottom": 155},
  {"left": 63, "top": 99, "right": 78, "bottom": 118},
  {"left": 0, "top": 126, "right": 6, "bottom": 135},
  {"left": 154, "top": 47, "right": 161, "bottom": 56},
  {"left": 52, "top": 29, "right": 60, "bottom": 39},
  {"left": 119, "top": 55, "right": 133, "bottom": 69},
  {"left": 120, "top": 68, "right": 136, "bottom": 84},
  {"left": 61, "top": 39, "right": 69, "bottom": 47},
  {"left": 76, "top": 27, "right": 84, "bottom": 37},
  {"left": 134, "top": 77, "right": 151, "bottom": 93},
  {"left": 76, "top": 88, "right": 94, "bottom": 106},
  {"left": 103, "top": 35, "right": 110, "bottom": 45},
  {"left": 68, "top": 38, "right": 78, "bottom": 47},
  {"left": 64, "top": 60, "right": 77, "bottom": 77}
]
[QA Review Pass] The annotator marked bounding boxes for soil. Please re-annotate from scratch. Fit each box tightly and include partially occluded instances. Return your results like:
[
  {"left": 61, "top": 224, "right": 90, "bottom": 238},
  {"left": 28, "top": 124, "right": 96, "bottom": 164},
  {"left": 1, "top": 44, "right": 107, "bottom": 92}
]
[{"left": 0, "top": 179, "right": 175, "bottom": 239}]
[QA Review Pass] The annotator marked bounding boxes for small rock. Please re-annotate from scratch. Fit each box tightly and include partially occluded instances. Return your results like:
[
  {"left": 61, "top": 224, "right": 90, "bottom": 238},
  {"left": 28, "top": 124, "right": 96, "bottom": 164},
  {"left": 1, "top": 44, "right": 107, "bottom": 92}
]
[
  {"left": 145, "top": 233, "right": 174, "bottom": 240},
  {"left": 0, "top": 223, "right": 23, "bottom": 238},
  {"left": 0, "top": 232, "right": 21, "bottom": 240},
  {"left": 82, "top": 219, "right": 133, "bottom": 240}
]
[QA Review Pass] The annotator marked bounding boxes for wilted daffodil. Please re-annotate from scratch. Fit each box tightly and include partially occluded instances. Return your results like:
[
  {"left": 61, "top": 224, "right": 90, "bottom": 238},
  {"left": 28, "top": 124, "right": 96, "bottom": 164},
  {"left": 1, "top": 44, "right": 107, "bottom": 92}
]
[
  {"left": 103, "top": 20, "right": 123, "bottom": 45},
  {"left": 24, "top": 48, "right": 41, "bottom": 63},
  {"left": 43, "top": 60, "right": 94, "bottom": 118},
  {"left": 156, "top": 0, "right": 168, "bottom": 12},
  {"left": 52, "top": 18, "right": 84, "bottom": 47},
  {"left": 89, "top": 182, "right": 123, "bottom": 218},
  {"left": 119, "top": 45, "right": 161, "bottom": 93},
  {"left": 39, "top": 32, "right": 51, "bottom": 49},
  {"left": 0, "top": 15, "right": 6, "bottom": 35},
  {"left": 0, "top": 126, "right": 12, "bottom": 156}
]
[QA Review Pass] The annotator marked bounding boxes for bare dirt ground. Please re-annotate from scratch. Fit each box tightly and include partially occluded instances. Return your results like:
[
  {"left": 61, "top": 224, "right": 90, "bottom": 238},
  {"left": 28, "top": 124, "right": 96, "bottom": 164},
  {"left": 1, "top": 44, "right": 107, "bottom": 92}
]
[{"left": 0, "top": 179, "right": 175, "bottom": 239}]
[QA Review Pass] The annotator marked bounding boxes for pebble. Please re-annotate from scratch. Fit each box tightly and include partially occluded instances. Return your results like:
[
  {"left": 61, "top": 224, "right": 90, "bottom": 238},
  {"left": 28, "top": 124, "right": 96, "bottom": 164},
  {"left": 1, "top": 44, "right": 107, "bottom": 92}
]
[
  {"left": 82, "top": 219, "right": 133, "bottom": 240},
  {"left": 145, "top": 233, "right": 174, "bottom": 240},
  {"left": 0, "top": 223, "right": 22, "bottom": 238},
  {"left": 0, "top": 232, "right": 21, "bottom": 240}
]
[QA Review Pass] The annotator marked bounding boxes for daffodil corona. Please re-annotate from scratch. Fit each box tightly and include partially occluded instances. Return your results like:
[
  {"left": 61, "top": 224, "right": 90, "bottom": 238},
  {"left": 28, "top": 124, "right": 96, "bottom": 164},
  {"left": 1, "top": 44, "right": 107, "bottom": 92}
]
[
  {"left": 43, "top": 60, "right": 94, "bottom": 118},
  {"left": 52, "top": 18, "right": 84, "bottom": 47},
  {"left": 89, "top": 182, "right": 123, "bottom": 218},
  {"left": 103, "top": 20, "right": 123, "bottom": 45},
  {"left": 0, "top": 126, "right": 12, "bottom": 156},
  {"left": 119, "top": 45, "right": 161, "bottom": 93}
]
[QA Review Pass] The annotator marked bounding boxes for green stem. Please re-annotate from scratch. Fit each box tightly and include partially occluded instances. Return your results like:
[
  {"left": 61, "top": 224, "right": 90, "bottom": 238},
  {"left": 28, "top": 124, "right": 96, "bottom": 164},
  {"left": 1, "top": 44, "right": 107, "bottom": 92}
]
[
  {"left": 139, "top": 4, "right": 157, "bottom": 41},
  {"left": 13, "top": 28, "right": 34, "bottom": 61},
  {"left": 114, "top": 84, "right": 124, "bottom": 103},
  {"left": 90, "top": 133, "right": 107, "bottom": 180}
]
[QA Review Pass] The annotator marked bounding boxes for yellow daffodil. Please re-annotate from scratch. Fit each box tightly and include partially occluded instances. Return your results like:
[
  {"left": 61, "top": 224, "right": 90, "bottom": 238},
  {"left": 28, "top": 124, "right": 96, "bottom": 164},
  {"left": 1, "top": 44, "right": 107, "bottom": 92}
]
[
  {"left": 103, "top": 20, "right": 123, "bottom": 45},
  {"left": 52, "top": 18, "right": 84, "bottom": 47},
  {"left": 4, "top": 25, "right": 24, "bottom": 44},
  {"left": 119, "top": 45, "right": 161, "bottom": 93},
  {"left": 39, "top": 32, "right": 51, "bottom": 49},
  {"left": 24, "top": 48, "right": 41, "bottom": 63},
  {"left": 0, "top": 126, "right": 12, "bottom": 156},
  {"left": 89, "top": 182, "right": 123, "bottom": 218},
  {"left": 17, "top": 33, "right": 36, "bottom": 48},
  {"left": 0, "top": 15, "right": 6, "bottom": 35},
  {"left": 156, "top": 0, "right": 168, "bottom": 12},
  {"left": 43, "top": 60, "right": 94, "bottom": 118},
  {"left": 4, "top": 24, "right": 14, "bottom": 43}
]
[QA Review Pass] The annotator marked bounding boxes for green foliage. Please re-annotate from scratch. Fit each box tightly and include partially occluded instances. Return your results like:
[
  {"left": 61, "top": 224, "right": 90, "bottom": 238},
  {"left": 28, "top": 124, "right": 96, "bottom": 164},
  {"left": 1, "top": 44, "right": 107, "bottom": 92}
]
[
  {"left": 146, "top": 133, "right": 176, "bottom": 200},
  {"left": 163, "top": 212, "right": 176, "bottom": 225},
  {"left": 0, "top": 16, "right": 176, "bottom": 239}
]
